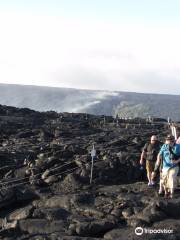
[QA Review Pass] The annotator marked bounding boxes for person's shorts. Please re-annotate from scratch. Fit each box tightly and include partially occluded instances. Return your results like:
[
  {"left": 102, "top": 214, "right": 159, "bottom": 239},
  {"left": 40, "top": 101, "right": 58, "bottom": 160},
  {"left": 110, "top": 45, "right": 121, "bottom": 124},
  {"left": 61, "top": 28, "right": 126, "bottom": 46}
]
[{"left": 146, "top": 160, "right": 155, "bottom": 175}]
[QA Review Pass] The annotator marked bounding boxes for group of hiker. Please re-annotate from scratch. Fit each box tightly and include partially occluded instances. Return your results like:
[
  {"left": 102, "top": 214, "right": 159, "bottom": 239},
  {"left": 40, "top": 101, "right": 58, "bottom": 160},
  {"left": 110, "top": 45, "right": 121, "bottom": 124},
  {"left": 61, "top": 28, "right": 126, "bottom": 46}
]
[{"left": 140, "top": 134, "right": 180, "bottom": 199}]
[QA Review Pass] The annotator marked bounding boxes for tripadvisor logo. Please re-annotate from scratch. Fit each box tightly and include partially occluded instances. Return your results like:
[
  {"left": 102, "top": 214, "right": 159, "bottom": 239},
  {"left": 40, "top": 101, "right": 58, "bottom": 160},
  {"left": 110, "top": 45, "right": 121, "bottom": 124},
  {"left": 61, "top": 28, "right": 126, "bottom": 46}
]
[
  {"left": 135, "top": 227, "right": 143, "bottom": 236},
  {"left": 135, "top": 227, "right": 173, "bottom": 235}
]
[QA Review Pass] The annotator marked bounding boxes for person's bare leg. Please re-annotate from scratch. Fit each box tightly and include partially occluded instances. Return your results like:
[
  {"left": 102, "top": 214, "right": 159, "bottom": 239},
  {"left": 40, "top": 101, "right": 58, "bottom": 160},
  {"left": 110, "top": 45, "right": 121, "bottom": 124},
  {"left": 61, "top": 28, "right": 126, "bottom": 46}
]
[
  {"left": 159, "top": 178, "right": 164, "bottom": 194},
  {"left": 169, "top": 188, "right": 174, "bottom": 198},
  {"left": 150, "top": 171, "right": 155, "bottom": 185},
  {"left": 168, "top": 168, "right": 178, "bottom": 198},
  {"left": 164, "top": 187, "right": 169, "bottom": 198},
  {"left": 147, "top": 171, "right": 152, "bottom": 185}
]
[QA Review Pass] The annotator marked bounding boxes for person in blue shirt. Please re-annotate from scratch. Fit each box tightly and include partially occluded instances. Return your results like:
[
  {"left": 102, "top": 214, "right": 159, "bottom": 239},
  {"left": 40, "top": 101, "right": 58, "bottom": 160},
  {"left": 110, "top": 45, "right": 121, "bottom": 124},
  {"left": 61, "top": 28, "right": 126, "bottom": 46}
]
[{"left": 155, "top": 135, "right": 180, "bottom": 198}]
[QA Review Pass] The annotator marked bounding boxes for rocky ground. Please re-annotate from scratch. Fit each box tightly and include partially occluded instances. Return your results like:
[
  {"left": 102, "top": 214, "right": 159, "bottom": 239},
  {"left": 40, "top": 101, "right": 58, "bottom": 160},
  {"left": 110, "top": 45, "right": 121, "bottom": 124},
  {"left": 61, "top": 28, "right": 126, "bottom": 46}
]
[{"left": 0, "top": 105, "right": 180, "bottom": 240}]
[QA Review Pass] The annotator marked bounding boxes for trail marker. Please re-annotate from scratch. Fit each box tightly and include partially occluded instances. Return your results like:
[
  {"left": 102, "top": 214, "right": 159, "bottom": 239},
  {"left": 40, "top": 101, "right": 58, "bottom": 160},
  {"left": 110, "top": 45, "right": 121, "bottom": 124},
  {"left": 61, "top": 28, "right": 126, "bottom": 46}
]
[{"left": 90, "top": 144, "right": 96, "bottom": 184}]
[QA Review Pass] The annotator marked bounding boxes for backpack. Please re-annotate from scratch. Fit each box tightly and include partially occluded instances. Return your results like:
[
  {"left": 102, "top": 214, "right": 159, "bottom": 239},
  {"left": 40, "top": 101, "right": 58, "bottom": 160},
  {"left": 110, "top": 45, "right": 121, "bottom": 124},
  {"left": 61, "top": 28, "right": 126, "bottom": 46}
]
[{"left": 144, "top": 142, "right": 160, "bottom": 162}]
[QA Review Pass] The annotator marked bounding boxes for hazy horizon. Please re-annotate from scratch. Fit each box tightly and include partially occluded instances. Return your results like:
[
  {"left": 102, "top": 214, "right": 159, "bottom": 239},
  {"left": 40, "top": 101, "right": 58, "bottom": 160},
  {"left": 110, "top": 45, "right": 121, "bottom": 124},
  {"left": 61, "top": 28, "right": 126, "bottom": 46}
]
[{"left": 1, "top": 82, "right": 180, "bottom": 97}]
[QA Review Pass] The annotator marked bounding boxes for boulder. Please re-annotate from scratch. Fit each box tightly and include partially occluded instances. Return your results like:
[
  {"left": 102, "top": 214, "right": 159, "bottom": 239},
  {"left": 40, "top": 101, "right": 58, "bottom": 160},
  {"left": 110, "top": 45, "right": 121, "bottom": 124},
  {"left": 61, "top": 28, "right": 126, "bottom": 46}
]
[
  {"left": 19, "top": 219, "right": 65, "bottom": 234},
  {"left": 15, "top": 187, "right": 38, "bottom": 202},
  {"left": 32, "top": 207, "right": 70, "bottom": 221},
  {"left": 32, "top": 195, "right": 71, "bottom": 210},
  {"left": 44, "top": 175, "right": 58, "bottom": 184},
  {"left": 0, "top": 188, "right": 16, "bottom": 210},
  {"left": 104, "top": 227, "right": 134, "bottom": 240},
  {"left": 8, "top": 205, "right": 34, "bottom": 221},
  {"left": 157, "top": 199, "right": 180, "bottom": 218},
  {"left": 75, "top": 220, "right": 115, "bottom": 237}
]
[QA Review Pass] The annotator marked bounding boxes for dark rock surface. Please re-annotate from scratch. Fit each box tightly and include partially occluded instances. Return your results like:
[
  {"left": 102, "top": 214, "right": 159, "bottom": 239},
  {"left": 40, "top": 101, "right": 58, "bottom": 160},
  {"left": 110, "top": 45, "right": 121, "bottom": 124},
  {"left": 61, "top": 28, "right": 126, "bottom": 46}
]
[{"left": 0, "top": 104, "right": 179, "bottom": 239}]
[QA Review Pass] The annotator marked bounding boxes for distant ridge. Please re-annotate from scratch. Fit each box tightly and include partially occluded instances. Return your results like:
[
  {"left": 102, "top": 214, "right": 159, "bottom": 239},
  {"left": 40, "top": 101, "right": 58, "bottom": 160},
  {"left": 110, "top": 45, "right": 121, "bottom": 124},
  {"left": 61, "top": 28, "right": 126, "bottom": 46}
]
[{"left": 0, "top": 83, "right": 180, "bottom": 121}]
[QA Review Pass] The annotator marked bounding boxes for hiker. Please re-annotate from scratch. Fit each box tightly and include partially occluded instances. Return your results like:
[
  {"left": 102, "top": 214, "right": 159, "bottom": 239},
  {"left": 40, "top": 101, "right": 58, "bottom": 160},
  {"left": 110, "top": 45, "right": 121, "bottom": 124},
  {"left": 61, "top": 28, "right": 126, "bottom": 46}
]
[
  {"left": 140, "top": 135, "right": 161, "bottom": 186},
  {"left": 154, "top": 135, "right": 180, "bottom": 198},
  {"left": 152, "top": 138, "right": 169, "bottom": 195}
]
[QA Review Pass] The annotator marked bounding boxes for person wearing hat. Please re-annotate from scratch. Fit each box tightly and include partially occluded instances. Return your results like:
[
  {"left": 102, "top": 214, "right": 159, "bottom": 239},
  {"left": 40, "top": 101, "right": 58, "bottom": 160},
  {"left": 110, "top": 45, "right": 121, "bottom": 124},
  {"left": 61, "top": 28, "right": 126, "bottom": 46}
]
[
  {"left": 140, "top": 135, "right": 161, "bottom": 186},
  {"left": 154, "top": 135, "right": 180, "bottom": 198}
]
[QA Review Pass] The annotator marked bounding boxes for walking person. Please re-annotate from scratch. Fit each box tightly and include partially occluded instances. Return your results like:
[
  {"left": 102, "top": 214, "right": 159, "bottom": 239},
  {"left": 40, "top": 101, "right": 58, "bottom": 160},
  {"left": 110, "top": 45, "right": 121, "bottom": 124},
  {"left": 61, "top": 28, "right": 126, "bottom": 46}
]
[
  {"left": 140, "top": 135, "right": 161, "bottom": 186},
  {"left": 155, "top": 135, "right": 180, "bottom": 198}
]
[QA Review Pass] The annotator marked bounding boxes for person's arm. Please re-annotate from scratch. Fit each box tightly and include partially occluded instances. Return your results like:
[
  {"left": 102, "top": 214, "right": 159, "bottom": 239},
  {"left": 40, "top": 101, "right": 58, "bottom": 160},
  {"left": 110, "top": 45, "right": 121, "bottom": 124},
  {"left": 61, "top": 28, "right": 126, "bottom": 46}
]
[
  {"left": 140, "top": 144, "right": 147, "bottom": 165},
  {"left": 140, "top": 151, "right": 146, "bottom": 165},
  {"left": 154, "top": 144, "right": 164, "bottom": 172},
  {"left": 151, "top": 153, "right": 162, "bottom": 180},
  {"left": 151, "top": 147, "right": 163, "bottom": 180},
  {"left": 172, "top": 145, "right": 180, "bottom": 164},
  {"left": 154, "top": 153, "right": 162, "bottom": 171},
  {"left": 172, "top": 158, "right": 180, "bottom": 164}
]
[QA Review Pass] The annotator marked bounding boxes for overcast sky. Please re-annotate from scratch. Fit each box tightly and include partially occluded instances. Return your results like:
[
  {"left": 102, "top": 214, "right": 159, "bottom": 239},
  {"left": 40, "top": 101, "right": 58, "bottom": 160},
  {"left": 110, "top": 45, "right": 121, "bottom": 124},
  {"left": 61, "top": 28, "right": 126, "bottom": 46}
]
[{"left": 0, "top": 0, "right": 180, "bottom": 94}]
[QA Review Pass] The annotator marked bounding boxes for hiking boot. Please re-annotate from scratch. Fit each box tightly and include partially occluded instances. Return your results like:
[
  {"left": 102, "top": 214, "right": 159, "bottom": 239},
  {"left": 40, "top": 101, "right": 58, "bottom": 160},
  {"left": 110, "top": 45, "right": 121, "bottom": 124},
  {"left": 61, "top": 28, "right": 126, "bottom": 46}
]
[
  {"left": 169, "top": 193, "right": 173, "bottom": 199},
  {"left": 164, "top": 192, "right": 170, "bottom": 199},
  {"left": 151, "top": 180, "right": 155, "bottom": 185}
]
